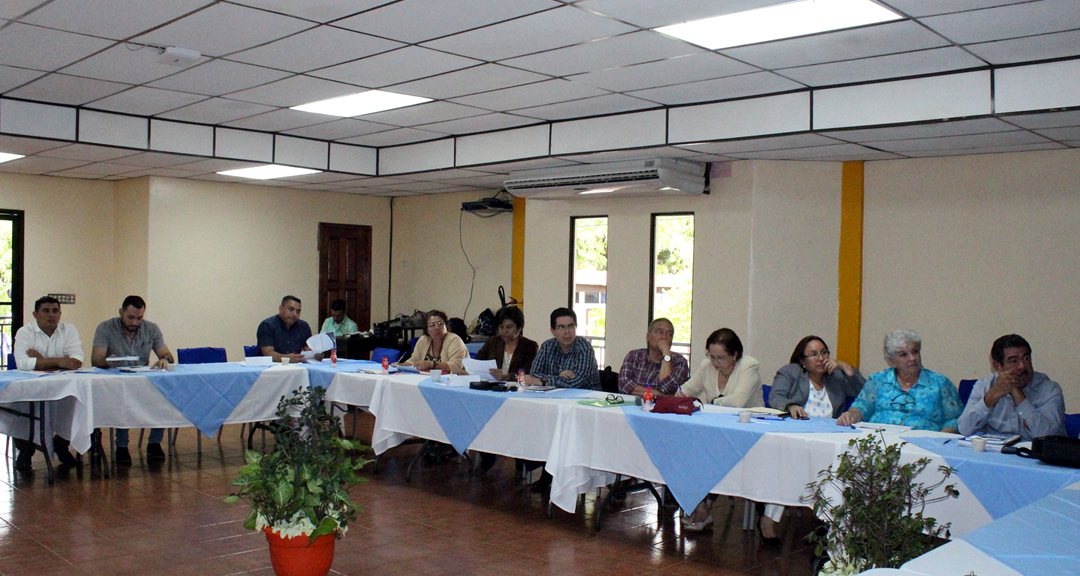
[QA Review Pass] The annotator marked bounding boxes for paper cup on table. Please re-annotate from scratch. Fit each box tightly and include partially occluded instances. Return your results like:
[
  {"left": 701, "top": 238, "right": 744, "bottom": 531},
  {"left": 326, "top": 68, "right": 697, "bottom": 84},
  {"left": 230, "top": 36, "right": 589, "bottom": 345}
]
[
  {"left": 971, "top": 436, "right": 987, "bottom": 452},
  {"left": 430, "top": 369, "right": 442, "bottom": 382},
  {"left": 167, "top": 362, "right": 177, "bottom": 372},
  {"left": 280, "top": 357, "right": 290, "bottom": 365},
  {"left": 739, "top": 410, "right": 752, "bottom": 423}
]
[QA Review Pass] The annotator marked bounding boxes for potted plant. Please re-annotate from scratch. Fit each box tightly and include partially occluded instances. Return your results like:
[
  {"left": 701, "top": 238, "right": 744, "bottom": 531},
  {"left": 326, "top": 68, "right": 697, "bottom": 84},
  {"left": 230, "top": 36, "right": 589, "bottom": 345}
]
[
  {"left": 802, "top": 433, "right": 959, "bottom": 576},
  {"left": 225, "top": 386, "right": 371, "bottom": 576}
]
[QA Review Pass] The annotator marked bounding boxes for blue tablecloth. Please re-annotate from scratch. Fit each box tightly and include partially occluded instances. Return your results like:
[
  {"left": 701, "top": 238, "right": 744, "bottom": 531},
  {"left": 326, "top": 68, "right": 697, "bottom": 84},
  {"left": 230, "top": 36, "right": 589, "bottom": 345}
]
[
  {"left": 963, "top": 485, "right": 1080, "bottom": 575},
  {"left": 623, "top": 410, "right": 851, "bottom": 510},
  {"left": 417, "top": 381, "right": 509, "bottom": 454},
  {"left": 903, "top": 436, "right": 1080, "bottom": 520},
  {"left": 0, "top": 370, "right": 48, "bottom": 393},
  {"left": 142, "top": 364, "right": 269, "bottom": 438},
  {"left": 304, "top": 359, "right": 382, "bottom": 391}
]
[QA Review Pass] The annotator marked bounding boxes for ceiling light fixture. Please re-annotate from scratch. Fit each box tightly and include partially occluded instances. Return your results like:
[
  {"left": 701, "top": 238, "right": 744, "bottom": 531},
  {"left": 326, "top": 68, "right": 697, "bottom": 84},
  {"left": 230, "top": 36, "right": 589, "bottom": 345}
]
[
  {"left": 217, "top": 165, "right": 321, "bottom": 180},
  {"left": 158, "top": 46, "right": 203, "bottom": 67},
  {"left": 654, "top": 0, "right": 902, "bottom": 50},
  {"left": 291, "top": 90, "right": 432, "bottom": 117},
  {"left": 0, "top": 153, "right": 25, "bottom": 164}
]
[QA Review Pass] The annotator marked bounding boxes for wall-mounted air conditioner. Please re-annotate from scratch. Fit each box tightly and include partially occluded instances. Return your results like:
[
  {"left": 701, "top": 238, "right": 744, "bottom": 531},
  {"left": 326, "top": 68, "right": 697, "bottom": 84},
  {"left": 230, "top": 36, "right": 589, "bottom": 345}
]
[{"left": 503, "top": 159, "right": 709, "bottom": 199}]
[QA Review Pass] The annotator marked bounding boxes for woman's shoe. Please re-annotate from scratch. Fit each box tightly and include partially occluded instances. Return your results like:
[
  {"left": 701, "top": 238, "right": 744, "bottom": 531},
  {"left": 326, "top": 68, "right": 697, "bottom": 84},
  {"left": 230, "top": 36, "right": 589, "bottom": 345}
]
[{"left": 682, "top": 513, "right": 714, "bottom": 532}]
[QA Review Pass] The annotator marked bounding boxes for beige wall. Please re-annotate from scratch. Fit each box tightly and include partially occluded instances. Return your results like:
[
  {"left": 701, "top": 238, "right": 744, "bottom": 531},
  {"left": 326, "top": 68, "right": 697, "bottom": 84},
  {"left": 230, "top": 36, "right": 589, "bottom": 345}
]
[
  {"left": 389, "top": 190, "right": 512, "bottom": 324},
  {"left": 862, "top": 149, "right": 1080, "bottom": 406}
]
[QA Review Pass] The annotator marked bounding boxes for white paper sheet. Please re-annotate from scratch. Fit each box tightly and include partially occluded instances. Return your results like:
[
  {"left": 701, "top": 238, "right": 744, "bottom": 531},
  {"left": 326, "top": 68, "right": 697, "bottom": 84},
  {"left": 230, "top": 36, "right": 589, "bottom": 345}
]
[
  {"left": 448, "top": 374, "right": 481, "bottom": 387},
  {"left": 306, "top": 332, "right": 335, "bottom": 354},
  {"left": 462, "top": 358, "right": 497, "bottom": 376}
]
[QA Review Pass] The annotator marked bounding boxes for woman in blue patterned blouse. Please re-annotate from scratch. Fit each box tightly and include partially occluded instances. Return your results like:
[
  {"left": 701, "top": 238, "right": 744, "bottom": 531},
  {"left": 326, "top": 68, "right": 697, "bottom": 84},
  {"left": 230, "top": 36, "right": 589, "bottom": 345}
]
[{"left": 836, "top": 329, "right": 962, "bottom": 432}]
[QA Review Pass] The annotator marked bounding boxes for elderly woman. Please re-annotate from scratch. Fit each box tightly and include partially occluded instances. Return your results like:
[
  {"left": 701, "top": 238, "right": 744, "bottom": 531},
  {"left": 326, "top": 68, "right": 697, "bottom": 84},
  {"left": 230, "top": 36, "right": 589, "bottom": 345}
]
[
  {"left": 759, "top": 336, "right": 866, "bottom": 542},
  {"left": 677, "top": 328, "right": 763, "bottom": 532},
  {"left": 475, "top": 306, "right": 538, "bottom": 381},
  {"left": 398, "top": 309, "right": 468, "bottom": 374},
  {"left": 837, "top": 329, "right": 962, "bottom": 432}
]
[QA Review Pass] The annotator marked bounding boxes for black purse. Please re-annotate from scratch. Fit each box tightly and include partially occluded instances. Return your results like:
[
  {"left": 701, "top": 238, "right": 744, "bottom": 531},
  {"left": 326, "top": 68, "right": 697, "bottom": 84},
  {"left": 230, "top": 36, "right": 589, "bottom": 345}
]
[{"left": 1013, "top": 435, "right": 1080, "bottom": 468}]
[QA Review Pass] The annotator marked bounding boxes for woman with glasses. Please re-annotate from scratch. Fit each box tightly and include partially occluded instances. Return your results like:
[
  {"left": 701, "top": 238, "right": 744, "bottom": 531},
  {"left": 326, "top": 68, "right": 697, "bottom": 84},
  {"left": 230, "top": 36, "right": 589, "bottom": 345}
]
[
  {"left": 677, "top": 328, "right": 762, "bottom": 532},
  {"left": 757, "top": 336, "right": 865, "bottom": 542},
  {"left": 836, "top": 329, "right": 962, "bottom": 433},
  {"left": 474, "top": 306, "right": 538, "bottom": 381},
  {"left": 398, "top": 309, "right": 469, "bottom": 374}
]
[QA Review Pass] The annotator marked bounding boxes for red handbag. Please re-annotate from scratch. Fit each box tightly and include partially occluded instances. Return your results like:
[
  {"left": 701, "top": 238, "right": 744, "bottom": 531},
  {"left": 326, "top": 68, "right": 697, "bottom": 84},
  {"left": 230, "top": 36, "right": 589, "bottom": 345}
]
[{"left": 651, "top": 396, "right": 700, "bottom": 415}]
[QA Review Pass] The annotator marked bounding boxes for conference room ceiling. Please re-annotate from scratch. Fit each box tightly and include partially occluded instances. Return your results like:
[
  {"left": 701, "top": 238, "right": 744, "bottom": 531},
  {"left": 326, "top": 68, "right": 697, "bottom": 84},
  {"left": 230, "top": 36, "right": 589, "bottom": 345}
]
[{"left": 0, "top": 0, "right": 1079, "bottom": 196}]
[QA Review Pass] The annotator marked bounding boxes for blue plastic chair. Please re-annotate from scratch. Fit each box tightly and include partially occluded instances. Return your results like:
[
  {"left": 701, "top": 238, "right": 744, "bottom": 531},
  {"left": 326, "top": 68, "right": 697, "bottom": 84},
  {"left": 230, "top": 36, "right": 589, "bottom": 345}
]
[
  {"left": 465, "top": 341, "right": 484, "bottom": 359},
  {"left": 371, "top": 347, "right": 401, "bottom": 364},
  {"left": 244, "top": 345, "right": 261, "bottom": 358},
  {"left": 1065, "top": 414, "right": 1080, "bottom": 439},
  {"left": 178, "top": 347, "right": 227, "bottom": 364},
  {"left": 762, "top": 384, "right": 771, "bottom": 407},
  {"left": 6, "top": 353, "right": 14, "bottom": 370},
  {"left": 958, "top": 379, "right": 977, "bottom": 406}
]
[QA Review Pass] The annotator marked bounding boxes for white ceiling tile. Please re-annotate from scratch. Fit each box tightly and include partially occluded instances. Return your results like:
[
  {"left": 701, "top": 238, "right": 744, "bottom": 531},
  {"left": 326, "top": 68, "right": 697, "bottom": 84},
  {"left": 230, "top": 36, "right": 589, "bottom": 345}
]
[
  {"left": 86, "top": 87, "right": 207, "bottom": 116},
  {"left": 0, "top": 23, "right": 114, "bottom": 71},
  {"left": 310, "top": 46, "right": 481, "bottom": 88},
  {"left": 227, "top": 26, "right": 403, "bottom": 73},
  {"left": 148, "top": 60, "right": 293, "bottom": 97},
  {"left": 422, "top": 6, "right": 636, "bottom": 61},
  {"left": 901, "top": 142, "right": 1066, "bottom": 157},
  {"left": 729, "top": 143, "right": 892, "bottom": 160},
  {"left": 556, "top": 146, "right": 700, "bottom": 163},
  {"left": 1001, "top": 110, "right": 1080, "bottom": 130},
  {"left": 400, "top": 168, "right": 494, "bottom": 181},
  {"left": 965, "top": 30, "right": 1080, "bottom": 65},
  {"left": 359, "top": 101, "right": 487, "bottom": 127},
  {"left": 450, "top": 79, "right": 606, "bottom": 111},
  {"left": 457, "top": 125, "right": 548, "bottom": 165},
  {"left": 150, "top": 119, "right": 213, "bottom": 156},
  {"left": 61, "top": 44, "right": 201, "bottom": 85},
  {"left": 0, "top": 156, "right": 89, "bottom": 174},
  {"left": 0, "top": 99, "right": 76, "bottom": 140},
  {"left": 179, "top": 158, "right": 264, "bottom": 173},
  {"left": 416, "top": 113, "right": 539, "bottom": 135},
  {"left": 822, "top": 119, "right": 1017, "bottom": 142},
  {"left": 7, "top": 73, "right": 129, "bottom": 105},
  {"left": 677, "top": 134, "right": 844, "bottom": 155},
  {"left": 0, "top": 135, "right": 68, "bottom": 156},
  {"left": 52, "top": 162, "right": 141, "bottom": 176},
  {"left": 471, "top": 157, "right": 581, "bottom": 173},
  {"left": 337, "top": 0, "right": 557, "bottom": 43},
  {"left": 875, "top": 0, "right": 1029, "bottom": 18},
  {"left": 21, "top": 0, "right": 213, "bottom": 40},
  {"left": 224, "top": 75, "right": 359, "bottom": 107},
  {"left": 779, "top": 47, "right": 986, "bottom": 87},
  {"left": 384, "top": 64, "right": 550, "bottom": 99},
  {"left": 513, "top": 93, "right": 656, "bottom": 121},
  {"left": 215, "top": 127, "right": 273, "bottom": 162},
  {"left": 551, "top": 109, "right": 665, "bottom": 155},
  {"left": 670, "top": 92, "right": 810, "bottom": 143},
  {"left": 284, "top": 119, "right": 396, "bottom": 140},
  {"left": 79, "top": 110, "right": 147, "bottom": 149},
  {"left": 1033, "top": 126, "right": 1080, "bottom": 141},
  {"left": 814, "top": 71, "right": 991, "bottom": 130},
  {"left": 339, "top": 128, "right": 445, "bottom": 147},
  {"left": 229, "top": 0, "right": 390, "bottom": 23},
  {"left": 920, "top": 0, "right": 1080, "bottom": 44},
  {"left": 223, "top": 109, "right": 326, "bottom": 132},
  {"left": 133, "top": 3, "right": 313, "bottom": 58},
  {"left": 0, "top": 64, "right": 45, "bottom": 92},
  {"left": 157, "top": 98, "right": 275, "bottom": 124},
  {"left": 628, "top": 72, "right": 803, "bottom": 106},
  {"left": 0, "top": 1, "right": 50, "bottom": 19},
  {"left": 109, "top": 151, "right": 207, "bottom": 167},
  {"left": 867, "top": 130, "right": 1053, "bottom": 153},
  {"left": 576, "top": 0, "right": 787, "bottom": 28},
  {"left": 568, "top": 52, "right": 758, "bottom": 93},
  {"left": 116, "top": 166, "right": 208, "bottom": 178},
  {"left": 996, "top": 59, "right": 1080, "bottom": 113},
  {"left": 277, "top": 171, "right": 364, "bottom": 184},
  {"left": 328, "top": 143, "right": 376, "bottom": 174},
  {"left": 720, "top": 21, "right": 948, "bottom": 70},
  {"left": 274, "top": 135, "right": 328, "bottom": 169},
  {"left": 503, "top": 31, "right": 703, "bottom": 77},
  {"left": 380, "top": 138, "right": 454, "bottom": 173},
  {"left": 38, "top": 143, "right": 142, "bottom": 161}
]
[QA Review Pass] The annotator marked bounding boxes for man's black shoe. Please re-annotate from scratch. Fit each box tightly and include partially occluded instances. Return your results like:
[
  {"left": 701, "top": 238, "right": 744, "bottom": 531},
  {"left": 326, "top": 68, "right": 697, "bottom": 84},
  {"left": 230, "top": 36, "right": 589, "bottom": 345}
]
[
  {"left": 53, "top": 436, "right": 78, "bottom": 466},
  {"left": 115, "top": 447, "right": 132, "bottom": 465},
  {"left": 147, "top": 443, "right": 166, "bottom": 461},
  {"left": 13, "top": 439, "right": 35, "bottom": 471}
]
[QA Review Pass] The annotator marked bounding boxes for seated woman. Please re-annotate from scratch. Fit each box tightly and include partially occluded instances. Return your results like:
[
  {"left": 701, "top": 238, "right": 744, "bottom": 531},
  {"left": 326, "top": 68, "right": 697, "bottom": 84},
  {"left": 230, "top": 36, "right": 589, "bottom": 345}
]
[
  {"left": 837, "top": 328, "right": 962, "bottom": 433},
  {"left": 760, "top": 335, "right": 865, "bottom": 542},
  {"left": 677, "top": 328, "right": 763, "bottom": 532},
  {"left": 474, "top": 306, "right": 538, "bottom": 381},
  {"left": 397, "top": 309, "right": 468, "bottom": 374}
]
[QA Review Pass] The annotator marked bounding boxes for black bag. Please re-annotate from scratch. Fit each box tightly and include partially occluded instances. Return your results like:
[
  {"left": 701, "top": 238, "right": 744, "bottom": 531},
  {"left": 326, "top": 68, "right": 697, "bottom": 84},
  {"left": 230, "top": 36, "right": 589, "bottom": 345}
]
[
  {"left": 1015, "top": 435, "right": 1080, "bottom": 468},
  {"left": 475, "top": 308, "right": 497, "bottom": 337},
  {"left": 448, "top": 317, "right": 471, "bottom": 343}
]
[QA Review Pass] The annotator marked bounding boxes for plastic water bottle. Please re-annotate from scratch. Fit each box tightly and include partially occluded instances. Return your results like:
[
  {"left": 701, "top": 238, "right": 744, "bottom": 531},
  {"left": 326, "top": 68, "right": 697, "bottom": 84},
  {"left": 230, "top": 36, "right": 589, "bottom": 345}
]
[
  {"left": 516, "top": 369, "right": 525, "bottom": 387},
  {"left": 381, "top": 355, "right": 389, "bottom": 374},
  {"left": 643, "top": 384, "right": 654, "bottom": 412},
  {"left": 330, "top": 348, "right": 337, "bottom": 367}
]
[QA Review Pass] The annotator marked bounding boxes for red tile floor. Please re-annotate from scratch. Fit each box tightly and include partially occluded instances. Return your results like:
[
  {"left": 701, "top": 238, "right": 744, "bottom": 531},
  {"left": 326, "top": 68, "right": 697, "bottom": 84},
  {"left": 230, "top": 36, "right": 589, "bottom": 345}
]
[{"left": 1, "top": 415, "right": 821, "bottom": 576}]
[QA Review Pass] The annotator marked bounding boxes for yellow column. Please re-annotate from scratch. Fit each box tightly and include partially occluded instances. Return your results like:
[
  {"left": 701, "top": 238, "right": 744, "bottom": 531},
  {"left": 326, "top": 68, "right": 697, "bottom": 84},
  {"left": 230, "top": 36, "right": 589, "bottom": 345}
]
[
  {"left": 837, "top": 162, "right": 864, "bottom": 366},
  {"left": 511, "top": 197, "right": 526, "bottom": 309}
]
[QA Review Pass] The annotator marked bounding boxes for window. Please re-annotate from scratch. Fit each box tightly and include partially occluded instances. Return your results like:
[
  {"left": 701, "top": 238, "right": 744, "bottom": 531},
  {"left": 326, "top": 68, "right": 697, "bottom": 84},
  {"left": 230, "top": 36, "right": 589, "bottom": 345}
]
[
  {"left": 571, "top": 216, "right": 607, "bottom": 367},
  {"left": 650, "top": 213, "right": 694, "bottom": 362},
  {"left": 0, "top": 210, "right": 24, "bottom": 369}
]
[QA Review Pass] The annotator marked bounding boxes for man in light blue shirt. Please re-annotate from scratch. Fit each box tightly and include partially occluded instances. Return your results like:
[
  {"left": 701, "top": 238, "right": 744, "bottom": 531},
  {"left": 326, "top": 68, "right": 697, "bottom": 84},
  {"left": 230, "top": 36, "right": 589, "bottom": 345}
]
[
  {"left": 320, "top": 299, "right": 359, "bottom": 338},
  {"left": 959, "top": 334, "right": 1066, "bottom": 441}
]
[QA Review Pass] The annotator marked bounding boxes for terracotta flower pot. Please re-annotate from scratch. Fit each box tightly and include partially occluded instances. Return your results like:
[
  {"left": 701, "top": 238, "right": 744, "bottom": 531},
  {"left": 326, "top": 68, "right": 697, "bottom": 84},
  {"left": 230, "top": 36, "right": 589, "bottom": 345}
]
[{"left": 263, "top": 527, "right": 336, "bottom": 576}]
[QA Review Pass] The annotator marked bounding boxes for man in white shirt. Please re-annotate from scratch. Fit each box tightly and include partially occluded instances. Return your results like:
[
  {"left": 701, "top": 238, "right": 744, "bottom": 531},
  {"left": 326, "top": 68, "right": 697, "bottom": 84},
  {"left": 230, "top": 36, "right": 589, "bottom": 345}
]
[{"left": 11, "top": 295, "right": 84, "bottom": 470}]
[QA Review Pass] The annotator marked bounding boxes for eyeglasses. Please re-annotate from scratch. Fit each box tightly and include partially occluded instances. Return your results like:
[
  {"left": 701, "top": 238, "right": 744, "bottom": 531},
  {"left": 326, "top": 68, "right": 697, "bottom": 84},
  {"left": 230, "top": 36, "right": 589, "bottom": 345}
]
[
  {"left": 804, "top": 350, "right": 831, "bottom": 359},
  {"left": 427, "top": 321, "right": 445, "bottom": 328},
  {"left": 605, "top": 394, "right": 625, "bottom": 405},
  {"left": 890, "top": 392, "right": 915, "bottom": 410},
  {"left": 707, "top": 353, "right": 731, "bottom": 362},
  {"left": 554, "top": 323, "right": 577, "bottom": 332}
]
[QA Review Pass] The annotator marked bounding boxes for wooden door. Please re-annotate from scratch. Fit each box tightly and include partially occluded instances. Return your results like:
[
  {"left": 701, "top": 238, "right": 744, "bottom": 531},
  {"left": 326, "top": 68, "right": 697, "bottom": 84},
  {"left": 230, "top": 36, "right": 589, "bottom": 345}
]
[{"left": 318, "top": 223, "right": 372, "bottom": 331}]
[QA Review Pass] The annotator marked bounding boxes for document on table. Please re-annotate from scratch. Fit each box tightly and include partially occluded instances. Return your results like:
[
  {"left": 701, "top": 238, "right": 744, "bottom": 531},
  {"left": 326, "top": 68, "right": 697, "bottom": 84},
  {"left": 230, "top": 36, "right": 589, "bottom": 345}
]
[
  {"left": 394, "top": 364, "right": 420, "bottom": 374},
  {"left": 105, "top": 356, "right": 140, "bottom": 363},
  {"left": 462, "top": 358, "right": 497, "bottom": 376},
  {"left": 301, "top": 350, "right": 321, "bottom": 362},
  {"left": 306, "top": 332, "right": 335, "bottom": 354},
  {"left": 448, "top": 374, "right": 480, "bottom": 387}
]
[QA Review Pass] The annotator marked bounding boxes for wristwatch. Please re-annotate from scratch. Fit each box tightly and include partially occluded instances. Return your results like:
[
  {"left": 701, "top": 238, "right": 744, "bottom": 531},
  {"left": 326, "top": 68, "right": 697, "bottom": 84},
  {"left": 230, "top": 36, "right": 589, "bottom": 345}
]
[{"left": 663, "top": 354, "right": 671, "bottom": 362}]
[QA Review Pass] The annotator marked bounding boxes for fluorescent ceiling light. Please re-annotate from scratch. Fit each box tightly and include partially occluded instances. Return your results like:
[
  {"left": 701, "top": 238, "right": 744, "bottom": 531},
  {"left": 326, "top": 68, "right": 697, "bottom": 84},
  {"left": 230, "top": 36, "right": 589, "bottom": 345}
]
[
  {"left": 217, "top": 165, "right": 320, "bottom": 180},
  {"left": 0, "top": 153, "right": 25, "bottom": 164},
  {"left": 655, "top": 0, "right": 902, "bottom": 50},
  {"left": 291, "top": 90, "right": 432, "bottom": 117},
  {"left": 578, "top": 188, "right": 619, "bottom": 195}
]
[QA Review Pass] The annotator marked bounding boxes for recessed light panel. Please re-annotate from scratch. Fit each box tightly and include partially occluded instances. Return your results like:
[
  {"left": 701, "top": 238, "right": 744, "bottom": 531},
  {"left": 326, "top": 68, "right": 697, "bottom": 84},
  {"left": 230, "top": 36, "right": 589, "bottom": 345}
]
[
  {"left": 291, "top": 90, "right": 432, "bottom": 117},
  {"left": 655, "top": 0, "right": 902, "bottom": 50},
  {"left": 0, "top": 153, "right": 26, "bottom": 164},
  {"left": 217, "top": 165, "right": 321, "bottom": 179}
]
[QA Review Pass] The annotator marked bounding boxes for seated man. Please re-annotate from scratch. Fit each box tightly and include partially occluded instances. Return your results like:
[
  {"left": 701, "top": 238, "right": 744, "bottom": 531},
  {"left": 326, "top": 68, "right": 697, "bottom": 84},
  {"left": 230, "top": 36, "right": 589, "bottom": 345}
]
[
  {"left": 618, "top": 317, "right": 690, "bottom": 396},
  {"left": 11, "top": 295, "right": 84, "bottom": 469},
  {"left": 92, "top": 295, "right": 174, "bottom": 464},
  {"left": 320, "top": 298, "right": 359, "bottom": 338},
  {"left": 959, "top": 334, "right": 1065, "bottom": 441},
  {"left": 258, "top": 295, "right": 321, "bottom": 363},
  {"left": 523, "top": 307, "right": 599, "bottom": 390}
]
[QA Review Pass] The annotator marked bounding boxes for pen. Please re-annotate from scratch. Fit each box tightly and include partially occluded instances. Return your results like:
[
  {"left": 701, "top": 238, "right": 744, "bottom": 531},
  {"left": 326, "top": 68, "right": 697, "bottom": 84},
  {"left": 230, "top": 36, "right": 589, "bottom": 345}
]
[{"left": 943, "top": 438, "right": 953, "bottom": 445}]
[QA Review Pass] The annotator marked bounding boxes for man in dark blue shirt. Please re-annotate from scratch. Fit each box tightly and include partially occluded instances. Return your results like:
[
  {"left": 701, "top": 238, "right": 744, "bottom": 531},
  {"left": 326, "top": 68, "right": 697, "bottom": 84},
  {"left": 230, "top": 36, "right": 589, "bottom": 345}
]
[{"left": 257, "top": 295, "right": 320, "bottom": 363}]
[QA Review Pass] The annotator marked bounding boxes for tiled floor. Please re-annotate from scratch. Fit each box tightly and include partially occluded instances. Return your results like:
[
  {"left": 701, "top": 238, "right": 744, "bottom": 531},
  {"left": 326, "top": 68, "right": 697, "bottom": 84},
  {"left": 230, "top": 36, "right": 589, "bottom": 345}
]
[{"left": 1, "top": 417, "right": 822, "bottom": 576}]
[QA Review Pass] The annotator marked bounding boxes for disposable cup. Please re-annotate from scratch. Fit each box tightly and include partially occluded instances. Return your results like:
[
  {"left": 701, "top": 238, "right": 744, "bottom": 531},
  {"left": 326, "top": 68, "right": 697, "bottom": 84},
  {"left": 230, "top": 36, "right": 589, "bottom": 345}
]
[
  {"left": 281, "top": 357, "right": 290, "bottom": 365},
  {"left": 430, "top": 369, "right": 442, "bottom": 382},
  {"left": 971, "top": 436, "right": 987, "bottom": 452},
  {"left": 739, "top": 410, "right": 752, "bottom": 423}
]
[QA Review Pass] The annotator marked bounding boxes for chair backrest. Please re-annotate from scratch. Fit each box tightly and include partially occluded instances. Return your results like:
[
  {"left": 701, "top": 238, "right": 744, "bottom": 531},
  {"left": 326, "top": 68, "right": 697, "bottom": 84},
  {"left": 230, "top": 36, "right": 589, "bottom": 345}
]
[
  {"left": 1066, "top": 413, "right": 1080, "bottom": 439},
  {"left": 243, "top": 345, "right": 261, "bottom": 358},
  {"left": 178, "top": 347, "right": 227, "bottom": 364},
  {"left": 762, "top": 384, "right": 771, "bottom": 407},
  {"left": 599, "top": 366, "right": 619, "bottom": 393},
  {"left": 6, "top": 353, "right": 15, "bottom": 370},
  {"left": 465, "top": 341, "right": 484, "bottom": 359},
  {"left": 958, "top": 379, "right": 977, "bottom": 406},
  {"left": 371, "top": 347, "right": 401, "bottom": 364},
  {"left": 399, "top": 336, "right": 421, "bottom": 364}
]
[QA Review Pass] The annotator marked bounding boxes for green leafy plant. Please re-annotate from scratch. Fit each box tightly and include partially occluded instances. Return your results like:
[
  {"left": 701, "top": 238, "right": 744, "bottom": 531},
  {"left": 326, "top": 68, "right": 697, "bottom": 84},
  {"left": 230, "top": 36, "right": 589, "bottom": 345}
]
[
  {"left": 225, "top": 386, "right": 371, "bottom": 543},
  {"left": 802, "top": 433, "right": 959, "bottom": 574}
]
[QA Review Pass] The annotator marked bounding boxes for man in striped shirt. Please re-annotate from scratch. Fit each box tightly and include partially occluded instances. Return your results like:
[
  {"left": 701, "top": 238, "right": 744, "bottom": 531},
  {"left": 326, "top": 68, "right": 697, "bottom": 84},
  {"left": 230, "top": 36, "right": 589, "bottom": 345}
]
[{"left": 524, "top": 307, "right": 600, "bottom": 390}]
